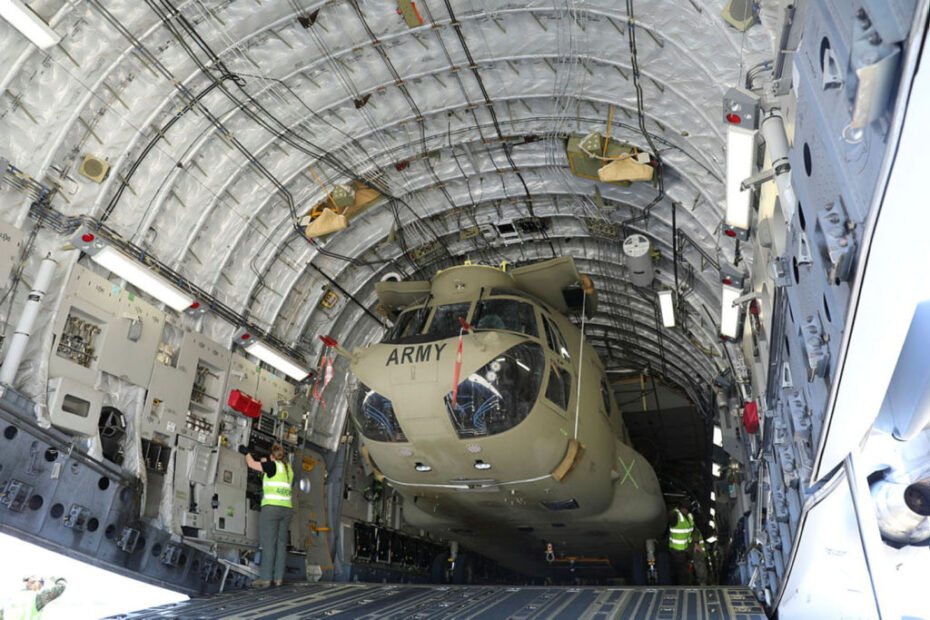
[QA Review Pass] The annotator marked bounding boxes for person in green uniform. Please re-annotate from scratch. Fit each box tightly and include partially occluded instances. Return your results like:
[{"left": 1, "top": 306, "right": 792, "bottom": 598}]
[
  {"left": 243, "top": 443, "right": 294, "bottom": 588},
  {"left": 1, "top": 575, "right": 66, "bottom": 620}
]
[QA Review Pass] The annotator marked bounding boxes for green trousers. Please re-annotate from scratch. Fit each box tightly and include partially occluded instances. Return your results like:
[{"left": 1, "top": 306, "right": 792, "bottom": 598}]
[{"left": 259, "top": 504, "right": 293, "bottom": 581}]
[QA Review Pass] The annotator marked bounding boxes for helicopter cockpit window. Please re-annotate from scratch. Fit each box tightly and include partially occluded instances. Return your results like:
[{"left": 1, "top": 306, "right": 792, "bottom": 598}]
[
  {"left": 543, "top": 316, "right": 571, "bottom": 361},
  {"left": 545, "top": 363, "right": 572, "bottom": 410},
  {"left": 444, "top": 342, "right": 545, "bottom": 438},
  {"left": 473, "top": 299, "right": 539, "bottom": 337},
  {"left": 426, "top": 302, "right": 472, "bottom": 339},
  {"left": 350, "top": 383, "right": 408, "bottom": 443},
  {"left": 383, "top": 306, "right": 429, "bottom": 343}
]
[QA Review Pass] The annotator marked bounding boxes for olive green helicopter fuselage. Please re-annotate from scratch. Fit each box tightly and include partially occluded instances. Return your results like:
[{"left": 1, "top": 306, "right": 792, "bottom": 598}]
[{"left": 347, "top": 258, "right": 666, "bottom": 577}]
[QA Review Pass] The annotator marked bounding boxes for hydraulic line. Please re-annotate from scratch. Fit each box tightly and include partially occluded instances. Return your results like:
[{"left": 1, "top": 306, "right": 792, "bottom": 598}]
[
  {"left": 100, "top": 80, "right": 222, "bottom": 223},
  {"left": 573, "top": 290, "right": 587, "bottom": 439},
  {"left": 97, "top": 0, "right": 396, "bottom": 324},
  {"left": 164, "top": 0, "right": 453, "bottom": 274},
  {"left": 0, "top": 255, "right": 57, "bottom": 386},
  {"left": 307, "top": 262, "right": 383, "bottom": 325}
]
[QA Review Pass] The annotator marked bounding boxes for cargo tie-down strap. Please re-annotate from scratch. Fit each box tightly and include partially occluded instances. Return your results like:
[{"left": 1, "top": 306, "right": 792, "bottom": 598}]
[{"left": 313, "top": 341, "right": 335, "bottom": 408}]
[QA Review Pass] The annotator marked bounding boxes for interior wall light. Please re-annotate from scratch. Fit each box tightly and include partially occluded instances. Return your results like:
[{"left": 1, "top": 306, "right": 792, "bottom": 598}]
[
  {"left": 722, "top": 87, "right": 760, "bottom": 239},
  {"left": 724, "top": 125, "right": 756, "bottom": 235},
  {"left": 720, "top": 283, "right": 743, "bottom": 340},
  {"left": 713, "top": 425, "right": 723, "bottom": 447},
  {"left": 710, "top": 491, "right": 716, "bottom": 502},
  {"left": 0, "top": 0, "right": 61, "bottom": 49},
  {"left": 234, "top": 330, "right": 310, "bottom": 381},
  {"left": 657, "top": 289, "right": 675, "bottom": 328},
  {"left": 75, "top": 231, "right": 194, "bottom": 311},
  {"left": 706, "top": 535, "right": 718, "bottom": 543},
  {"left": 712, "top": 463, "right": 722, "bottom": 478}
]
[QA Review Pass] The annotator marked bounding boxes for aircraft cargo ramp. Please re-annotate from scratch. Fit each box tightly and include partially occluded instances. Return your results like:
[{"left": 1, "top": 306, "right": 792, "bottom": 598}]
[{"left": 111, "top": 583, "right": 766, "bottom": 619}]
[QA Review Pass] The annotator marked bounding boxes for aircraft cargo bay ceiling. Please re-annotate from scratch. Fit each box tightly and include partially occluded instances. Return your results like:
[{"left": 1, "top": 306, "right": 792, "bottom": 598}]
[{"left": 0, "top": 1, "right": 777, "bottom": 438}]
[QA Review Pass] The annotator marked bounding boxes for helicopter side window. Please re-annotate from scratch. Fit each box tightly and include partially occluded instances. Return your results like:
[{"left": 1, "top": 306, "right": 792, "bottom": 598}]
[
  {"left": 544, "top": 363, "right": 572, "bottom": 410},
  {"left": 600, "top": 378, "right": 612, "bottom": 412},
  {"left": 543, "top": 316, "right": 571, "bottom": 361},
  {"left": 473, "top": 299, "right": 539, "bottom": 337},
  {"left": 543, "top": 318, "right": 557, "bottom": 351},
  {"left": 383, "top": 306, "right": 429, "bottom": 343},
  {"left": 426, "top": 302, "right": 472, "bottom": 339}
]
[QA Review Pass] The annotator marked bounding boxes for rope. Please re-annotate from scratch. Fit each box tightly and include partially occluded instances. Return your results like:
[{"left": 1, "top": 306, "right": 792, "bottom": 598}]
[
  {"left": 573, "top": 287, "right": 587, "bottom": 439},
  {"left": 603, "top": 104, "right": 615, "bottom": 157}
]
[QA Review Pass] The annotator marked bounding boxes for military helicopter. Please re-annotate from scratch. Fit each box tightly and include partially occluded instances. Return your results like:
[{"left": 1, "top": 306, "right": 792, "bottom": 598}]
[{"left": 339, "top": 257, "right": 667, "bottom": 579}]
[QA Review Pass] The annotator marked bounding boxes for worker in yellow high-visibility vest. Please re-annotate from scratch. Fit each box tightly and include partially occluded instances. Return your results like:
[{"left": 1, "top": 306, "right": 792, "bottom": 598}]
[
  {"left": 244, "top": 443, "right": 294, "bottom": 588},
  {"left": 668, "top": 505, "right": 707, "bottom": 585}
]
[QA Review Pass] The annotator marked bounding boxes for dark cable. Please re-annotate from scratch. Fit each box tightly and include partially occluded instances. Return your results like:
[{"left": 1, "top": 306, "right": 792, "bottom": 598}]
[
  {"left": 621, "top": 0, "right": 666, "bottom": 226},
  {"left": 441, "top": 0, "right": 557, "bottom": 257}
]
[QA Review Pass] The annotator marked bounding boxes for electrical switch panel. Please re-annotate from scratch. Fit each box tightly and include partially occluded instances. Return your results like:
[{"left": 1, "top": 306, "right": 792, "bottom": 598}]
[
  {"left": 96, "top": 292, "right": 164, "bottom": 386},
  {"left": 208, "top": 447, "right": 251, "bottom": 544},
  {"left": 140, "top": 364, "right": 189, "bottom": 441},
  {"left": 177, "top": 330, "right": 229, "bottom": 445},
  {"left": 140, "top": 438, "right": 171, "bottom": 473},
  {"left": 51, "top": 264, "right": 165, "bottom": 389},
  {"left": 173, "top": 436, "right": 218, "bottom": 537},
  {"left": 56, "top": 312, "right": 102, "bottom": 368},
  {"left": 142, "top": 328, "right": 230, "bottom": 445}
]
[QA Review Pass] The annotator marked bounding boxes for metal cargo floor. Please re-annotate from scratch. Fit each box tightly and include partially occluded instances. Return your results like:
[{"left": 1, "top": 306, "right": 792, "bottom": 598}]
[{"left": 110, "top": 583, "right": 766, "bottom": 619}]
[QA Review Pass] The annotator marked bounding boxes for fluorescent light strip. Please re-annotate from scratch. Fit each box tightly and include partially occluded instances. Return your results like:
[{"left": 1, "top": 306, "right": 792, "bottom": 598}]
[
  {"left": 0, "top": 0, "right": 61, "bottom": 49},
  {"left": 720, "top": 283, "right": 743, "bottom": 339},
  {"left": 657, "top": 289, "right": 675, "bottom": 328},
  {"left": 712, "top": 463, "right": 722, "bottom": 477},
  {"left": 91, "top": 246, "right": 194, "bottom": 311},
  {"left": 245, "top": 340, "right": 310, "bottom": 381},
  {"left": 725, "top": 125, "right": 756, "bottom": 231},
  {"left": 713, "top": 425, "right": 723, "bottom": 447}
]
